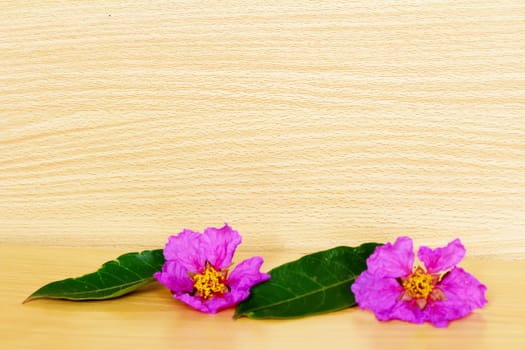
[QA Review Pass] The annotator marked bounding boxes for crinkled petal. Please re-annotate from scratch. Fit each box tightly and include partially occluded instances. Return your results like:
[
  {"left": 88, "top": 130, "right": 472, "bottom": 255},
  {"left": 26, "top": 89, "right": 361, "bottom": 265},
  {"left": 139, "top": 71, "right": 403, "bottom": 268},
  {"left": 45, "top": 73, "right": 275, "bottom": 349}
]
[
  {"left": 352, "top": 271, "right": 440, "bottom": 325},
  {"left": 173, "top": 256, "right": 270, "bottom": 314},
  {"left": 156, "top": 225, "right": 268, "bottom": 314},
  {"left": 387, "top": 300, "right": 426, "bottom": 324},
  {"left": 418, "top": 238, "right": 466, "bottom": 274},
  {"left": 367, "top": 236, "right": 414, "bottom": 278},
  {"left": 202, "top": 223, "right": 242, "bottom": 270},
  {"left": 163, "top": 229, "right": 206, "bottom": 272},
  {"left": 220, "top": 257, "right": 271, "bottom": 311},
  {"left": 351, "top": 271, "right": 403, "bottom": 316},
  {"left": 154, "top": 260, "right": 193, "bottom": 293},
  {"left": 228, "top": 256, "right": 271, "bottom": 291},
  {"left": 176, "top": 293, "right": 233, "bottom": 313},
  {"left": 423, "top": 267, "right": 488, "bottom": 327}
]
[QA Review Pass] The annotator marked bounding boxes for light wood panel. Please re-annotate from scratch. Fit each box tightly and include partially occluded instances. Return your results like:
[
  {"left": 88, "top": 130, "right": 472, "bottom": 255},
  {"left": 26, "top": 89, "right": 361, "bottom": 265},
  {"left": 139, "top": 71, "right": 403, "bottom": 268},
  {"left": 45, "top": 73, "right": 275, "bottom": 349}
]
[{"left": 1, "top": 1, "right": 524, "bottom": 259}]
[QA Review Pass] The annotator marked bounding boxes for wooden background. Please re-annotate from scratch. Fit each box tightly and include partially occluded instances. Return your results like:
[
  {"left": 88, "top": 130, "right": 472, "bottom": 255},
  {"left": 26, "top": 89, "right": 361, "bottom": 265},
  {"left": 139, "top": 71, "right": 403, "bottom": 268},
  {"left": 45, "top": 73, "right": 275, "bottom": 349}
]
[
  {"left": 2, "top": 2, "right": 525, "bottom": 349},
  {"left": 1, "top": 0, "right": 524, "bottom": 258}
]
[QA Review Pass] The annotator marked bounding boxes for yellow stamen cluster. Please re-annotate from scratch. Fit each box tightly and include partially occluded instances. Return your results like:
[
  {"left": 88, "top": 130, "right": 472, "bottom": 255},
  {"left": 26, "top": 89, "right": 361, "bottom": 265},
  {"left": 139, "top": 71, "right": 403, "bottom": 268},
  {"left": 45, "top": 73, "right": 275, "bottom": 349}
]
[
  {"left": 402, "top": 267, "right": 434, "bottom": 299},
  {"left": 400, "top": 266, "right": 446, "bottom": 309},
  {"left": 191, "top": 262, "right": 228, "bottom": 300}
]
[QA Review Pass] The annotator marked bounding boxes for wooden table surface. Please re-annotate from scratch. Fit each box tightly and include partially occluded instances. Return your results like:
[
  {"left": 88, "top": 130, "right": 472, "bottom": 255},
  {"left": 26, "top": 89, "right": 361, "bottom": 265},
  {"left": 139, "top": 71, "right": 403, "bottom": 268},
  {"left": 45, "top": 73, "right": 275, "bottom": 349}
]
[
  {"left": 1, "top": 246, "right": 524, "bottom": 349},
  {"left": 1, "top": 1, "right": 524, "bottom": 349}
]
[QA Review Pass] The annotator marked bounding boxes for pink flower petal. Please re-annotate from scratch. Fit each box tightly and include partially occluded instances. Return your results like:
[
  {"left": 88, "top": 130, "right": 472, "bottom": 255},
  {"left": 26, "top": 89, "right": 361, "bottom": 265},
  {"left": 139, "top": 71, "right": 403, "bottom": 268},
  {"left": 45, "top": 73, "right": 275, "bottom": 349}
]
[
  {"left": 418, "top": 238, "right": 465, "bottom": 274},
  {"left": 386, "top": 300, "right": 426, "bottom": 324},
  {"left": 170, "top": 256, "right": 270, "bottom": 314},
  {"left": 202, "top": 224, "right": 242, "bottom": 270},
  {"left": 176, "top": 293, "right": 228, "bottom": 313},
  {"left": 154, "top": 260, "right": 193, "bottom": 293},
  {"left": 228, "top": 256, "right": 271, "bottom": 291},
  {"left": 353, "top": 271, "right": 431, "bottom": 325},
  {"left": 351, "top": 271, "right": 403, "bottom": 315},
  {"left": 424, "top": 267, "right": 488, "bottom": 327},
  {"left": 163, "top": 229, "right": 206, "bottom": 272},
  {"left": 367, "top": 236, "right": 414, "bottom": 278}
]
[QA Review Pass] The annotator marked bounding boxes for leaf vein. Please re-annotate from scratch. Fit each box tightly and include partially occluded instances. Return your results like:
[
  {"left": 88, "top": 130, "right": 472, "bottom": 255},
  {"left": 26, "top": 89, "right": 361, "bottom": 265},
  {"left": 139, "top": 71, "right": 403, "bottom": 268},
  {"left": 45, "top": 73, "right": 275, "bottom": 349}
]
[{"left": 245, "top": 277, "right": 356, "bottom": 314}]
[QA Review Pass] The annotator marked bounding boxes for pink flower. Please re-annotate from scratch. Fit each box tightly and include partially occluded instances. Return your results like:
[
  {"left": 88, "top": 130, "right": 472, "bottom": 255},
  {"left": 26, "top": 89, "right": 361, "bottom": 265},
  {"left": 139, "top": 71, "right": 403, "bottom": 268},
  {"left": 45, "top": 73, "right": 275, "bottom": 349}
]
[
  {"left": 154, "top": 224, "right": 270, "bottom": 313},
  {"left": 351, "top": 236, "right": 487, "bottom": 327}
]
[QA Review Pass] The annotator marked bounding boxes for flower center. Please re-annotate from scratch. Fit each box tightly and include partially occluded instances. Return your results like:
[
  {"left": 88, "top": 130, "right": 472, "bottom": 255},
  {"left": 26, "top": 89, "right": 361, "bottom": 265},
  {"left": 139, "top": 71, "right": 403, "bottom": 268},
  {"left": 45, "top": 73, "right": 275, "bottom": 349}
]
[
  {"left": 399, "top": 266, "right": 446, "bottom": 309},
  {"left": 402, "top": 267, "right": 434, "bottom": 299},
  {"left": 191, "top": 262, "right": 228, "bottom": 300}
]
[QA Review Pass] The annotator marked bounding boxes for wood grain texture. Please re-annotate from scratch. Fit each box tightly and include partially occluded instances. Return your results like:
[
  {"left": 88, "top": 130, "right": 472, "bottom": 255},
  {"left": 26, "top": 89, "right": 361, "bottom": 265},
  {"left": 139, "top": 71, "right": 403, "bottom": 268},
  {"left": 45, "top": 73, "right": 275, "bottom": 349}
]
[
  {"left": 2, "top": 246, "right": 524, "bottom": 349},
  {"left": 1, "top": 1, "right": 524, "bottom": 258}
]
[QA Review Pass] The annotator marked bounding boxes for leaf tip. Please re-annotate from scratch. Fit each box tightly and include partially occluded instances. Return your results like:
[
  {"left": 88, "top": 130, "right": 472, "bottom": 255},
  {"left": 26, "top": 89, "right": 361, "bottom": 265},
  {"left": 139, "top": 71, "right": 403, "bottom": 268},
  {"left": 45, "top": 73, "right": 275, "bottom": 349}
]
[{"left": 22, "top": 295, "right": 36, "bottom": 304}]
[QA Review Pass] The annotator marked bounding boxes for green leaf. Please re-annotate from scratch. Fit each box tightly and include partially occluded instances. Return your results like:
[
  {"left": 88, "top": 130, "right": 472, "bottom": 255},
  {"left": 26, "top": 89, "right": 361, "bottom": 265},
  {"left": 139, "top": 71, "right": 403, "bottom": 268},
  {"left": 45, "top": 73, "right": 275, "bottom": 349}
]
[
  {"left": 24, "top": 249, "right": 165, "bottom": 303},
  {"left": 235, "top": 243, "right": 381, "bottom": 319}
]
